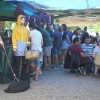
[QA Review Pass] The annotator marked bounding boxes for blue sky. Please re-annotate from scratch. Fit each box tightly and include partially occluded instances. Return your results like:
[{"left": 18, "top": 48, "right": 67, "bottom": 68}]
[
  {"left": 31, "top": 0, "right": 100, "bottom": 10},
  {"left": 6, "top": 0, "right": 100, "bottom": 9}
]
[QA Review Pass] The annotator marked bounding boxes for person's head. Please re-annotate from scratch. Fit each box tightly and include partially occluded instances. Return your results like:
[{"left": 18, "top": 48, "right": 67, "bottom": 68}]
[
  {"left": 17, "top": 15, "right": 26, "bottom": 26},
  {"left": 61, "top": 24, "right": 67, "bottom": 31},
  {"left": 53, "top": 25, "right": 58, "bottom": 31},
  {"left": 76, "top": 27, "right": 81, "bottom": 35},
  {"left": 98, "top": 38, "right": 100, "bottom": 45},
  {"left": 85, "top": 37, "right": 91, "bottom": 45},
  {"left": 29, "top": 22, "right": 36, "bottom": 30},
  {"left": 73, "top": 37, "right": 81, "bottom": 45},
  {"left": 37, "top": 23, "right": 44, "bottom": 31},
  {"left": 46, "top": 24, "right": 52, "bottom": 30},
  {"left": 96, "top": 32, "right": 99, "bottom": 36},
  {"left": 84, "top": 26, "right": 87, "bottom": 32},
  {"left": 58, "top": 26, "right": 62, "bottom": 32}
]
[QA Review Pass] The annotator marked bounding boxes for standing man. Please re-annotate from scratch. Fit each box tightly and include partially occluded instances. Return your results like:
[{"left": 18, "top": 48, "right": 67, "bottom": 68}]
[
  {"left": 38, "top": 24, "right": 53, "bottom": 70},
  {"left": 29, "top": 22, "right": 43, "bottom": 80},
  {"left": 52, "top": 25, "right": 62, "bottom": 69},
  {"left": 81, "top": 26, "right": 89, "bottom": 44},
  {"left": 12, "top": 15, "right": 30, "bottom": 80},
  {"left": 46, "top": 24, "right": 54, "bottom": 38}
]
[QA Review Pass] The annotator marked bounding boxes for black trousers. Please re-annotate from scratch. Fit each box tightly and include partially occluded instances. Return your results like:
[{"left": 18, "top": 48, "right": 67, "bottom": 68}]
[{"left": 13, "top": 56, "right": 28, "bottom": 80}]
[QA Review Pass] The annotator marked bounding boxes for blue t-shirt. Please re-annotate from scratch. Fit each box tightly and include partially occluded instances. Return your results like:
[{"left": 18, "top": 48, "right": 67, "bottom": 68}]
[
  {"left": 62, "top": 30, "right": 68, "bottom": 41},
  {"left": 53, "top": 30, "right": 62, "bottom": 48}
]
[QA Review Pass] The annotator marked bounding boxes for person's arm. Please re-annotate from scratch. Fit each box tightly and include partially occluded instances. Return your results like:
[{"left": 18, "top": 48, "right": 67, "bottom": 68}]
[
  {"left": 51, "top": 32, "right": 54, "bottom": 43},
  {"left": 78, "top": 46, "right": 89, "bottom": 57},
  {"left": 12, "top": 29, "right": 17, "bottom": 52},
  {"left": 72, "top": 35, "right": 76, "bottom": 42},
  {"left": 52, "top": 32, "right": 54, "bottom": 43},
  {"left": 27, "top": 30, "right": 31, "bottom": 47},
  {"left": 66, "top": 35, "right": 70, "bottom": 44},
  {"left": 92, "top": 47, "right": 97, "bottom": 58},
  {"left": 0, "top": 36, "right": 4, "bottom": 47},
  {"left": 41, "top": 39, "right": 43, "bottom": 47},
  {"left": 92, "top": 52, "right": 95, "bottom": 58},
  {"left": 65, "top": 31, "right": 70, "bottom": 44},
  {"left": 80, "top": 52, "right": 89, "bottom": 57}
]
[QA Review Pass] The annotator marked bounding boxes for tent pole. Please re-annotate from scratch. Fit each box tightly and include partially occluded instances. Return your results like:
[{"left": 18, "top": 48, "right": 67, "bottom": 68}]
[{"left": 86, "top": 0, "right": 89, "bottom": 9}]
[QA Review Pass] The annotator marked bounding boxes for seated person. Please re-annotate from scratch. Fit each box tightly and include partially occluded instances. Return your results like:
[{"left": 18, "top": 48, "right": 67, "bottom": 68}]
[
  {"left": 69, "top": 37, "right": 93, "bottom": 72},
  {"left": 81, "top": 38, "right": 94, "bottom": 56},
  {"left": 93, "top": 39, "right": 100, "bottom": 76}
]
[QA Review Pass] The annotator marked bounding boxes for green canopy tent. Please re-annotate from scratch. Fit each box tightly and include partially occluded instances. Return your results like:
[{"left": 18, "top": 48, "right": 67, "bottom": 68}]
[
  {"left": 0, "top": 1, "right": 39, "bottom": 84},
  {"left": 0, "top": 1, "right": 38, "bottom": 21},
  {"left": 0, "top": 2, "right": 16, "bottom": 17},
  {"left": 0, "top": 2, "right": 16, "bottom": 21}
]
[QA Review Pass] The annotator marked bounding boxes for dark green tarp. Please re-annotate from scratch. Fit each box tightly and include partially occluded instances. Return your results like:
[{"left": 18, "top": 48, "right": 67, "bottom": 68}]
[
  {"left": 0, "top": 1, "right": 38, "bottom": 21},
  {"left": 0, "top": 2, "right": 16, "bottom": 17},
  {"left": 0, "top": 45, "right": 14, "bottom": 84}
]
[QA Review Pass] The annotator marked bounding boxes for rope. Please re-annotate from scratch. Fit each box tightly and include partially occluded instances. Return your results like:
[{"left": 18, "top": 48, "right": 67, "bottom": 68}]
[{"left": 3, "top": 47, "right": 19, "bottom": 82}]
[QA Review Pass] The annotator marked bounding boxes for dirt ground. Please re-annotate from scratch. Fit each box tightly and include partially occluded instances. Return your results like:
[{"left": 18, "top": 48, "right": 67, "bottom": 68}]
[{"left": 0, "top": 68, "right": 100, "bottom": 100}]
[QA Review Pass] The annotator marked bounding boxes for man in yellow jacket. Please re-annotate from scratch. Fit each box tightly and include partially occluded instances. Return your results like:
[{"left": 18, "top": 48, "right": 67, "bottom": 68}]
[{"left": 12, "top": 15, "right": 30, "bottom": 80}]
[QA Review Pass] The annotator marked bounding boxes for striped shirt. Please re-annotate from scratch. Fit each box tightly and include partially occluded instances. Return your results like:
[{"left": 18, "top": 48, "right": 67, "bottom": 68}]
[{"left": 81, "top": 43, "right": 97, "bottom": 56}]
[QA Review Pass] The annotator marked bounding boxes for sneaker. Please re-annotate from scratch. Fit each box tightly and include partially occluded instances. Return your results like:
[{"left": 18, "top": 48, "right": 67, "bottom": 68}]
[
  {"left": 54, "top": 65, "right": 59, "bottom": 69},
  {"left": 59, "top": 64, "right": 64, "bottom": 69},
  {"left": 30, "top": 71, "right": 36, "bottom": 76}
]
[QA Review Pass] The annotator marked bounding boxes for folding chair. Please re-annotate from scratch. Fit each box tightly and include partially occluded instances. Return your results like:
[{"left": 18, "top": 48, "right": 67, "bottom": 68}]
[
  {"left": 94, "top": 53, "right": 100, "bottom": 66},
  {"left": 94, "top": 53, "right": 100, "bottom": 75},
  {"left": 70, "top": 51, "right": 89, "bottom": 75}
]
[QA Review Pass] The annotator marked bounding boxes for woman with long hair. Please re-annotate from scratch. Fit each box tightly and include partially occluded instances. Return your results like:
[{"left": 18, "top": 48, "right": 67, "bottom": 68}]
[{"left": 61, "top": 24, "right": 70, "bottom": 65}]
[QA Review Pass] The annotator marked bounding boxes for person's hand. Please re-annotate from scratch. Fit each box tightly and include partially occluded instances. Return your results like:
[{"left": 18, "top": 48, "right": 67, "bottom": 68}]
[
  {"left": 13, "top": 47, "right": 17, "bottom": 52},
  {"left": 27, "top": 41, "right": 31, "bottom": 47},
  {"left": 0, "top": 42, "right": 4, "bottom": 47},
  {"left": 85, "top": 54, "right": 89, "bottom": 57},
  {"left": 0, "top": 36, "right": 4, "bottom": 47}
]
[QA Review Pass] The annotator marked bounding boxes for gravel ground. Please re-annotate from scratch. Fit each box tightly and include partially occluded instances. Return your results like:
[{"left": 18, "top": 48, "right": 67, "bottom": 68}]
[{"left": 0, "top": 68, "right": 100, "bottom": 100}]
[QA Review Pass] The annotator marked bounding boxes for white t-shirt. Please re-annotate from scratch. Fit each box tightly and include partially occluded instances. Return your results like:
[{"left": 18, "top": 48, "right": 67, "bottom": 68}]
[
  {"left": 30, "top": 29, "right": 43, "bottom": 51},
  {"left": 93, "top": 46, "right": 100, "bottom": 54},
  {"left": 72, "top": 35, "right": 80, "bottom": 43}
]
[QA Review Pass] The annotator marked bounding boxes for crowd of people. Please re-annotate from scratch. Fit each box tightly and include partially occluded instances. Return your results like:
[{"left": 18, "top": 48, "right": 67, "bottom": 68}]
[{"left": 0, "top": 14, "right": 100, "bottom": 82}]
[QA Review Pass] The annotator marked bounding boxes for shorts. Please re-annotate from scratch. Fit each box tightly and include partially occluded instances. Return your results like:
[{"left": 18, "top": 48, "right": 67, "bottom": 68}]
[
  {"left": 30, "top": 51, "right": 42, "bottom": 66},
  {"left": 52, "top": 47, "right": 61, "bottom": 55},
  {"left": 62, "top": 40, "right": 69, "bottom": 49},
  {"left": 43, "top": 46, "right": 52, "bottom": 56}
]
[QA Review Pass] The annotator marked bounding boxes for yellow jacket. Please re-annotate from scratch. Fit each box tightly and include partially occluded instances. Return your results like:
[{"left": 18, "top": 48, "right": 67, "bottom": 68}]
[{"left": 12, "top": 15, "right": 29, "bottom": 49}]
